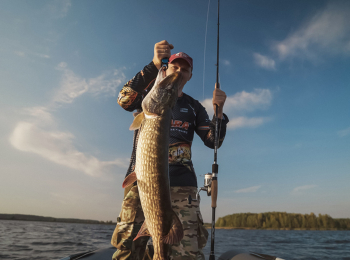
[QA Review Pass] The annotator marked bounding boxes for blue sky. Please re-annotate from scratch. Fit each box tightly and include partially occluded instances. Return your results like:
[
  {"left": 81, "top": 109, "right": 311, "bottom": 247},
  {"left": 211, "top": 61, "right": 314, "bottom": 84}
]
[{"left": 1, "top": 0, "right": 349, "bottom": 222}]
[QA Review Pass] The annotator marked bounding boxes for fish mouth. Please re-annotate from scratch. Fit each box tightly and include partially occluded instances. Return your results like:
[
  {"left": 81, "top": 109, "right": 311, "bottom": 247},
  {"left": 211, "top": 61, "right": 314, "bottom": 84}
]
[
  {"left": 159, "top": 72, "right": 182, "bottom": 89},
  {"left": 142, "top": 71, "right": 183, "bottom": 116}
]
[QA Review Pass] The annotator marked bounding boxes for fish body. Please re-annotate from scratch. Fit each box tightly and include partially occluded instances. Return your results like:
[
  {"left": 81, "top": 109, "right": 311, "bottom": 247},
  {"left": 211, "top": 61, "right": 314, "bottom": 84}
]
[{"left": 123, "top": 70, "right": 184, "bottom": 259}]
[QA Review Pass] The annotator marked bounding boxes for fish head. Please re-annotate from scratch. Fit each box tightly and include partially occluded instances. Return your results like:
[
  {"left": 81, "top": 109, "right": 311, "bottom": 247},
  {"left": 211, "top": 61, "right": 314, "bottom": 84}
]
[{"left": 142, "top": 71, "right": 183, "bottom": 117}]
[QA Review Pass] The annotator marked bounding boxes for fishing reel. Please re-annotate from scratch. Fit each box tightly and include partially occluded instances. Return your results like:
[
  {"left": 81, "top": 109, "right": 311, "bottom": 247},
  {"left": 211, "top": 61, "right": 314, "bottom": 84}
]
[
  {"left": 188, "top": 173, "right": 213, "bottom": 204},
  {"left": 161, "top": 58, "right": 169, "bottom": 70}
]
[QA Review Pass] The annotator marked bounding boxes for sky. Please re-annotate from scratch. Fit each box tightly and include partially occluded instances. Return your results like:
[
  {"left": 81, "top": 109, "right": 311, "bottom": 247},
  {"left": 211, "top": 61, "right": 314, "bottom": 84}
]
[{"left": 0, "top": 0, "right": 349, "bottom": 222}]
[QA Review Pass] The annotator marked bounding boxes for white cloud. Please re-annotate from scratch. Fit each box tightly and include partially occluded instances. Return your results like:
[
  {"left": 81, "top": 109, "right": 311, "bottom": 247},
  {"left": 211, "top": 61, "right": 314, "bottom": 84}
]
[
  {"left": 54, "top": 62, "right": 126, "bottom": 104},
  {"left": 14, "top": 51, "right": 50, "bottom": 59},
  {"left": 292, "top": 185, "right": 317, "bottom": 194},
  {"left": 25, "top": 107, "right": 54, "bottom": 125},
  {"left": 37, "top": 53, "right": 50, "bottom": 59},
  {"left": 227, "top": 116, "right": 271, "bottom": 130},
  {"left": 202, "top": 89, "right": 273, "bottom": 130},
  {"left": 202, "top": 89, "right": 272, "bottom": 114},
  {"left": 337, "top": 127, "right": 350, "bottom": 137},
  {"left": 225, "top": 89, "right": 272, "bottom": 112},
  {"left": 253, "top": 53, "right": 276, "bottom": 70},
  {"left": 9, "top": 63, "right": 128, "bottom": 176},
  {"left": 235, "top": 185, "right": 262, "bottom": 193},
  {"left": 9, "top": 120, "right": 128, "bottom": 177},
  {"left": 274, "top": 3, "right": 350, "bottom": 60},
  {"left": 222, "top": 59, "right": 231, "bottom": 66}
]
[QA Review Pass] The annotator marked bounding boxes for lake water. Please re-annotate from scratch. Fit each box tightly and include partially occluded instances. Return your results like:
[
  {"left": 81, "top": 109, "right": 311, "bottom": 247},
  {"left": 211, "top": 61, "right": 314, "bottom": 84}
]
[{"left": 0, "top": 220, "right": 349, "bottom": 260}]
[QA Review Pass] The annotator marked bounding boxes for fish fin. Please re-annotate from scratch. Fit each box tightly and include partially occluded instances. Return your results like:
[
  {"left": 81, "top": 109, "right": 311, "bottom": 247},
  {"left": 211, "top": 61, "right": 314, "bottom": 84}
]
[
  {"left": 163, "top": 210, "right": 184, "bottom": 244},
  {"left": 129, "top": 112, "right": 144, "bottom": 130},
  {"left": 122, "top": 172, "right": 137, "bottom": 188},
  {"left": 133, "top": 221, "right": 151, "bottom": 241}
]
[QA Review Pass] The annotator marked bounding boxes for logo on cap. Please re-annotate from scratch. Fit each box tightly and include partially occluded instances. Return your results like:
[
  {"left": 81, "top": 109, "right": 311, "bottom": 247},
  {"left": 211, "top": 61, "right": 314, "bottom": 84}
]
[
  {"left": 175, "top": 52, "right": 188, "bottom": 58},
  {"left": 169, "top": 52, "right": 193, "bottom": 69}
]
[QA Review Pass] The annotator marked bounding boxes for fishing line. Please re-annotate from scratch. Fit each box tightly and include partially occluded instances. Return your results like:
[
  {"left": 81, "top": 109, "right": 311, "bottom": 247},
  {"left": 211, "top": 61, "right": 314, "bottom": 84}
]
[{"left": 203, "top": 0, "right": 211, "bottom": 101}]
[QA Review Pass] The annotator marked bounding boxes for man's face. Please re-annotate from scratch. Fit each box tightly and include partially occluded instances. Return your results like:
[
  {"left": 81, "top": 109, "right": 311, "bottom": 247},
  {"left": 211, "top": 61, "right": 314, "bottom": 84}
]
[{"left": 166, "top": 59, "right": 192, "bottom": 97}]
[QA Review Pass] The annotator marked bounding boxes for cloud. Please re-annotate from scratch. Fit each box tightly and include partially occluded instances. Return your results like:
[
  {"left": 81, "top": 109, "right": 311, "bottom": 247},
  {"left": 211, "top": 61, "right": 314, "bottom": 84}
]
[
  {"left": 337, "top": 127, "right": 350, "bottom": 137},
  {"left": 274, "top": 3, "right": 350, "bottom": 60},
  {"left": 25, "top": 107, "right": 54, "bottom": 125},
  {"left": 202, "top": 89, "right": 273, "bottom": 130},
  {"left": 9, "top": 118, "right": 128, "bottom": 177},
  {"left": 14, "top": 51, "right": 50, "bottom": 59},
  {"left": 292, "top": 185, "right": 317, "bottom": 194},
  {"left": 222, "top": 59, "right": 231, "bottom": 66},
  {"left": 54, "top": 62, "right": 126, "bottom": 104},
  {"left": 37, "top": 53, "right": 50, "bottom": 59},
  {"left": 9, "top": 63, "right": 128, "bottom": 176},
  {"left": 235, "top": 185, "right": 262, "bottom": 193},
  {"left": 227, "top": 116, "right": 272, "bottom": 130},
  {"left": 253, "top": 53, "right": 276, "bottom": 70},
  {"left": 225, "top": 89, "right": 273, "bottom": 112},
  {"left": 202, "top": 89, "right": 272, "bottom": 113}
]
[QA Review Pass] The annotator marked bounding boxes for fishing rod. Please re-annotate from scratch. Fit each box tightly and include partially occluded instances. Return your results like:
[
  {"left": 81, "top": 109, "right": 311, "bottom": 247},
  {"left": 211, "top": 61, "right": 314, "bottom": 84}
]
[
  {"left": 188, "top": 0, "right": 221, "bottom": 259},
  {"left": 210, "top": 0, "right": 220, "bottom": 259},
  {"left": 189, "top": 0, "right": 221, "bottom": 259}
]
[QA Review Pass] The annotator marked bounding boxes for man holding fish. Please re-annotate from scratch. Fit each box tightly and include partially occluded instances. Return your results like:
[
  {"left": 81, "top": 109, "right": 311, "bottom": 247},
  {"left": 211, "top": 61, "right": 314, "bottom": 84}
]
[{"left": 112, "top": 40, "right": 228, "bottom": 260}]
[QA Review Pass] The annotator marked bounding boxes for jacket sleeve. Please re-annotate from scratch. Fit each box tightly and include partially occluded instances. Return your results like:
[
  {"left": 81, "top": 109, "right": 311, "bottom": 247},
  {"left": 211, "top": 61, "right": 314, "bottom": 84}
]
[
  {"left": 195, "top": 102, "right": 229, "bottom": 149},
  {"left": 117, "top": 62, "right": 158, "bottom": 111}
]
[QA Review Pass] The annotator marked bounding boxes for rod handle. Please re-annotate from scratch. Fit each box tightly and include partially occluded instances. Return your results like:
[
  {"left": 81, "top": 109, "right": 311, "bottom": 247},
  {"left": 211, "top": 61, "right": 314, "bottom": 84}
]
[{"left": 211, "top": 178, "right": 218, "bottom": 208}]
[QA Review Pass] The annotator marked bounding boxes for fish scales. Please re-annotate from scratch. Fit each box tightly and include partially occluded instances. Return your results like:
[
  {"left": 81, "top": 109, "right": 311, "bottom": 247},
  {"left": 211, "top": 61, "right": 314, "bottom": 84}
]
[
  {"left": 123, "top": 71, "right": 184, "bottom": 260},
  {"left": 136, "top": 116, "right": 173, "bottom": 257}
]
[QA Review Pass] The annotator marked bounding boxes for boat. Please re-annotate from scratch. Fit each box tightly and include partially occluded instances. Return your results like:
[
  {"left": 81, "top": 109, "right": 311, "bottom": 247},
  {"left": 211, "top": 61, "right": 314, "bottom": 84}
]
[{"left": 59, "top": 247, "right": 285, "bottom": 260}]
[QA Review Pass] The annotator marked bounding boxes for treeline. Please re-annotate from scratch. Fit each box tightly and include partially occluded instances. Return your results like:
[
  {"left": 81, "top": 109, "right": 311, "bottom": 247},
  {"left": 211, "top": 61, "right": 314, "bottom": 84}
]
[
  {"left": 216, "top": 212, "right": 350, "bottom": 230},
  {"left": 0, "top": 214, "right": 116, "bottom": 225}
]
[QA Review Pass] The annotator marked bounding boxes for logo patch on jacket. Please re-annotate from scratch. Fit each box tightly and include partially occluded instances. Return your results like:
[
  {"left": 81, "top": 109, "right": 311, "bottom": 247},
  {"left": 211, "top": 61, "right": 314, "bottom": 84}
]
[
  {"left": 171, "top": 120, "right": 190, "bottom": 130},
  {"left": 180, "top": 108, "right": 188, "bottom": 113}
]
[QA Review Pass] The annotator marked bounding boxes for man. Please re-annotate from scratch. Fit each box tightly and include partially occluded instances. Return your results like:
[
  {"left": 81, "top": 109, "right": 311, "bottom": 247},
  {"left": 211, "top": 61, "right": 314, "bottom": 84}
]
[{"left": 111, "top": 40, "right": 228, "bottom": 260}]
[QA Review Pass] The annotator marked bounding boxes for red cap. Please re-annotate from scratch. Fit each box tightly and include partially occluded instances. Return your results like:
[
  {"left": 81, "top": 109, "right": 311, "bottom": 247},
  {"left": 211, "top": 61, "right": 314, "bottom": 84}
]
[{"left": 169, "top": 52, "right": 193, "bottom": 69}]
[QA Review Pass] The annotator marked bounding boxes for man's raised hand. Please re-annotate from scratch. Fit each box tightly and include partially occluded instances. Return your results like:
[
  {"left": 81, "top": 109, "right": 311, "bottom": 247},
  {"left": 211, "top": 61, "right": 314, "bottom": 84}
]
[{"left": 152, "top": 40, "right": 174, "bottom": 70}]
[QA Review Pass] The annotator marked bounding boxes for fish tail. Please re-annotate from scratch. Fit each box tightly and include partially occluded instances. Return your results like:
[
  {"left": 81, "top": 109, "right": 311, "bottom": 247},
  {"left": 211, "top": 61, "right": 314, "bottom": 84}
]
[{"left": 163, "top": 210, "right": 184, "bottom": 244}]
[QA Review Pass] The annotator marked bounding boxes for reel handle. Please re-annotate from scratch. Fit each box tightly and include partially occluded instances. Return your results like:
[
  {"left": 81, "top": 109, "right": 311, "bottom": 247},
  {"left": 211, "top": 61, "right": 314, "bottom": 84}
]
[{"left": 211, "top": 178, "right": 218, "bottom": 208}]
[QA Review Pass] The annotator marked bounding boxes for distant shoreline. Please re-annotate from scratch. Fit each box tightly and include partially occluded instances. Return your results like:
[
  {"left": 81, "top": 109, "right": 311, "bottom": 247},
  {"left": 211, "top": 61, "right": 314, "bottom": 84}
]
[
  {"left": 214, "top": 212, "right": 350, "bottom": 230},
  {"left": 204, "top": 225, "right": 342, "bottom": 231},
  {"left": 0, "top": 214, "right": 117, "bottom": 225},
  {"left": 2, "top": 213, "right": 349, "bottom": 230}
]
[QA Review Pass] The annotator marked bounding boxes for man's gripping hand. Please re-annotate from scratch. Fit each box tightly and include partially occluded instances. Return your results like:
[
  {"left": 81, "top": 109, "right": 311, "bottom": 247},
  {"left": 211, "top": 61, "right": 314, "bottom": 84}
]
[
  {"left": 213, "top": 83, "right": 227, "bottom": 119},
  {"left": 152, "top": 40, "right": 174, "bottom": 70}
]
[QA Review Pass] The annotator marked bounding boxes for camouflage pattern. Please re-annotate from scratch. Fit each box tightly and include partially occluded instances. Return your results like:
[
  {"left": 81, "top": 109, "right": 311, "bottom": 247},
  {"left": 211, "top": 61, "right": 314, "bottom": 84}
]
[
  {"left": 111, "top": 186, "right": 208, "bottom": 260},
  {"left": 111, "top": 185, "right": 149, "bottom": 260},
  {"left": 169, "top": 186, "right": 208, "bottom": 260}
]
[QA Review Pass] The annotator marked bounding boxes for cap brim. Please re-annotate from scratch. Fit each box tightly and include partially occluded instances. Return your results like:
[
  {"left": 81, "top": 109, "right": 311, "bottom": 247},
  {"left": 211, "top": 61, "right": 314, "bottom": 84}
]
[{"left": 170, "top": 57, "right": 192, "bottom": 69}]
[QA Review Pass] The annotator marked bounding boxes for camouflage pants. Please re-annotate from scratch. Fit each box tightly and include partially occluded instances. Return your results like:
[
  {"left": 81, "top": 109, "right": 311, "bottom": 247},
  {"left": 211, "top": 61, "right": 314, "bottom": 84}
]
[
  {"left": 170, "top": 186, "right": 209, "bottom": 260},
  {"left": 111, "top": 185, "right": 208, "bottom": 260}
]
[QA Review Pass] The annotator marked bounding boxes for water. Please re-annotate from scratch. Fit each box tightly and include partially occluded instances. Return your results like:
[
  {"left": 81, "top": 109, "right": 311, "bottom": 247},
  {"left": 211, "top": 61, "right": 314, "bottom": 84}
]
[{"left": 0, "top": 220, "right": 349, "bottom": 260}]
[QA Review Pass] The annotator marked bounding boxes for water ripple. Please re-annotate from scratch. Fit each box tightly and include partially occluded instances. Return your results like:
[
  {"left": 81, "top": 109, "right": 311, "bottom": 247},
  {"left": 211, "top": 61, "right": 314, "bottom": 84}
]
[{"left": 1, "top": 220, "right": 349, "bottom": 260}]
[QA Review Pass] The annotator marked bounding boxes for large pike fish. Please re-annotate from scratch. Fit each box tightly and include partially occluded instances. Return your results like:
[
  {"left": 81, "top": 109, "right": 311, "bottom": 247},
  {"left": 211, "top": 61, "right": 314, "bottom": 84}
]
[{"left": 122, "top": 69, "right": 184, "bottom": 259}]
